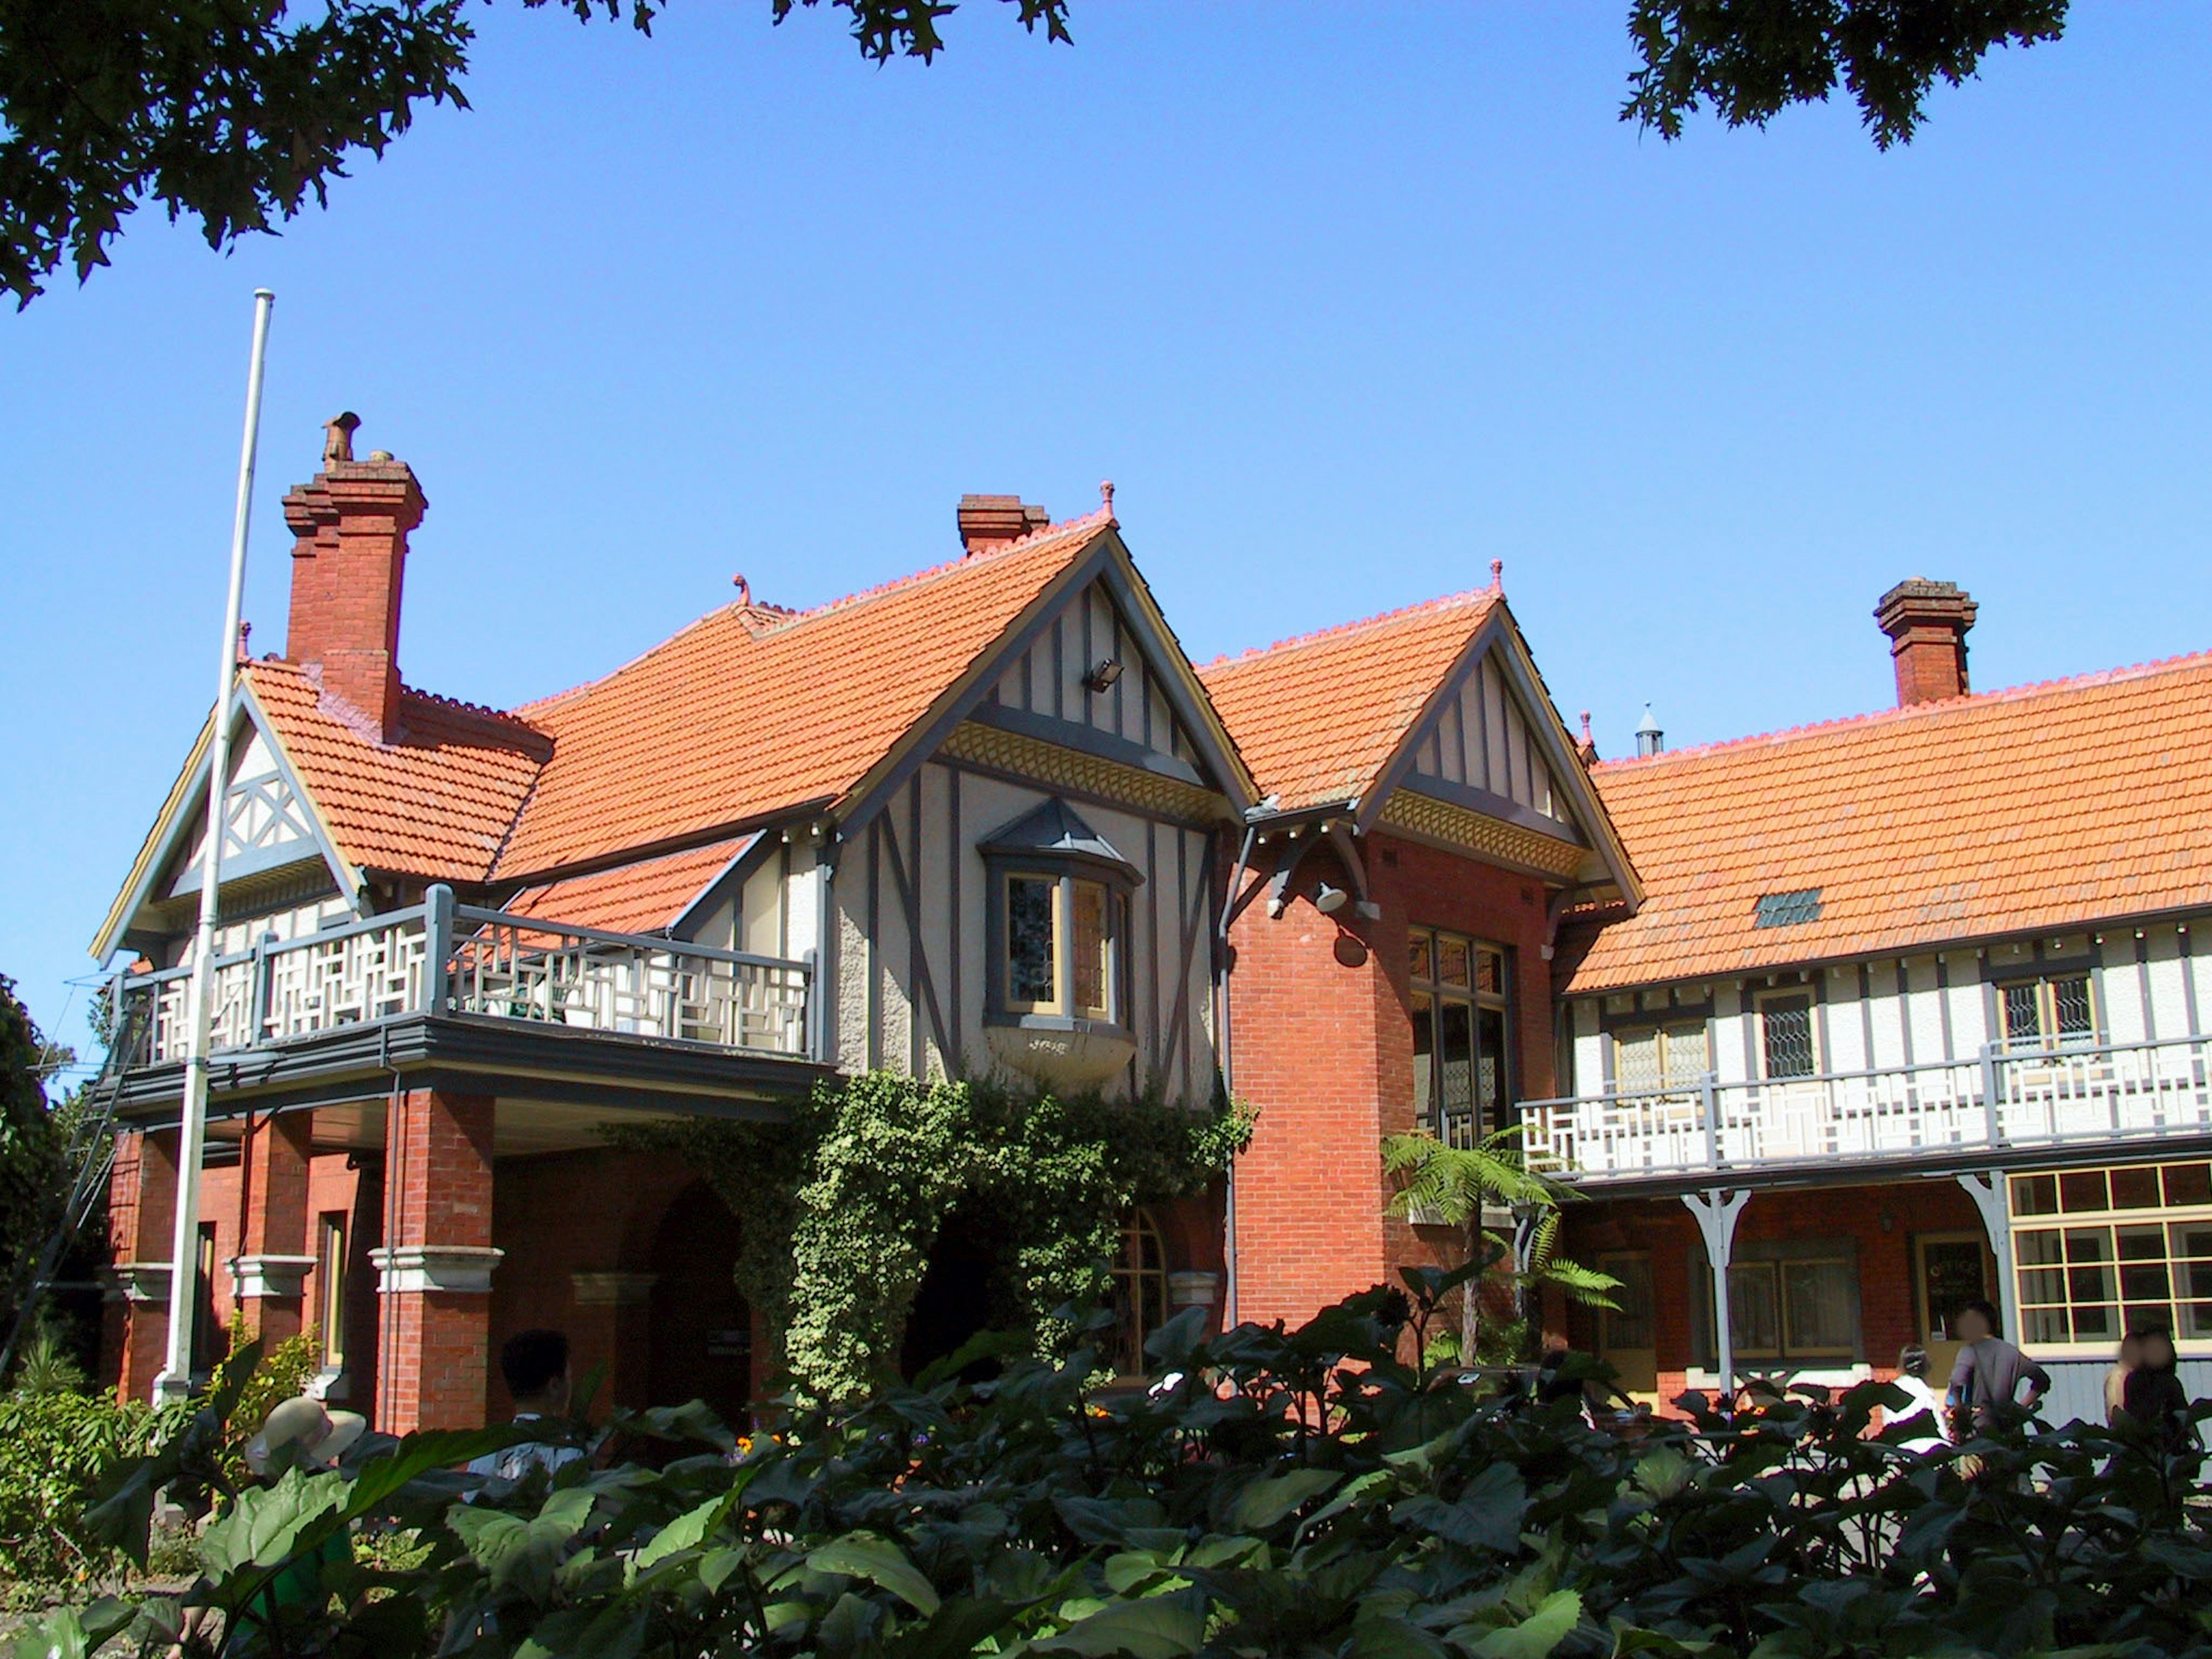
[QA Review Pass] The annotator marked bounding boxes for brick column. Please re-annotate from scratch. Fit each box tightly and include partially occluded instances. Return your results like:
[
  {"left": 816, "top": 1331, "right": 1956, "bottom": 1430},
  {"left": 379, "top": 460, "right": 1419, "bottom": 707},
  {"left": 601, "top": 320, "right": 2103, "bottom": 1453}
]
[
  {"left": 230, "top": 1112, "right": 316, "bottom": 1346},
  {"left": 372, "top": 1089, "right": 501, "bottom": 1434},
  {"left": 108, "top": 1130, "right": 179, "bottom": 1404}
]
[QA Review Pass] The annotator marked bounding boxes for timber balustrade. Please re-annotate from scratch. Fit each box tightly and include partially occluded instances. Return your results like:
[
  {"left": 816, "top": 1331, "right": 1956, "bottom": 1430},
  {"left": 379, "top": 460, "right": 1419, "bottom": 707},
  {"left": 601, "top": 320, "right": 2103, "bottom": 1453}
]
[
  {"left": 1519, "top": 1034, "right": 2212, "bottom": 1183},
  {"left": 119, "top": 885, "right": 812, "bottom": 1064}
]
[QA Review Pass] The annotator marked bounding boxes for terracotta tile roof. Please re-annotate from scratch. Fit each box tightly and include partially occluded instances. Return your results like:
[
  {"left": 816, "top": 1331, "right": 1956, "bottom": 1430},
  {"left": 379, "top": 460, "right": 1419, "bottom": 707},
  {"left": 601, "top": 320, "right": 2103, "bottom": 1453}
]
[
  {"left": 1197, "top": 589, "right": 1502, "bottom": 812},
  {"left": 1558, "top": 652, "right": 2212, "bottom": 994},
  {"left": 492, "top": 510, "right": 1113, "bottom": 876},
  {"left": 501, "top": 836, "right": 755, "bottom": 935},
  {"left": 245, "top": 660, "right": 547, "bottom": 882}
]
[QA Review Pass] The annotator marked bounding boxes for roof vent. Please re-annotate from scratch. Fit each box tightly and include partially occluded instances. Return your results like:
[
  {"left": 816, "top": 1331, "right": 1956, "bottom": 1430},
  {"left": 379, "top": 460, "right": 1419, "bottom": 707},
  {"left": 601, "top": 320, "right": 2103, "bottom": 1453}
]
[
  {"left": 1634, "top": 704, "right": 1664, "bottom": 757},
  {"left": 1753, "top": 888, "right": 1824, "bottom": 928},
  {"left": 957, "top": 494, "right": 1051, "bottom": 556}
]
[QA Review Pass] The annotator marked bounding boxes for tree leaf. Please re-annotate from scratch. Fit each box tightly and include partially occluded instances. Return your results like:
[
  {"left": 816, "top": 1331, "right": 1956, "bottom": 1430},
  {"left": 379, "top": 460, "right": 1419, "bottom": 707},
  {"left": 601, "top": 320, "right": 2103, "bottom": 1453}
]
[
  {"left": 1230, "top": 1467, "right": 1341, "bottom": 1531},
  {"left": 1037, "top": 1596, "right": 1205, "bottom": 1657},
  {"left": 808, "top": 1530, "right": 942, "bottom": 1615},
  {"left": 633, "top": 1491, "right": 726, "bottom": 1571},
  {"left": 1464, "top": 1590, "right": 1582, "bottom": 1659}
]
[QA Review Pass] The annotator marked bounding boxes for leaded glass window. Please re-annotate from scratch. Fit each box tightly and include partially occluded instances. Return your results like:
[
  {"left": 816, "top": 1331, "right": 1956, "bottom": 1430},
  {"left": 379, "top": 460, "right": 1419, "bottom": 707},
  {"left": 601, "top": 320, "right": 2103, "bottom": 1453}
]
[
  {"left": 1759, "top": 994, "right": 1816, "bottom": 1079},
  {"left": 1408, "top": 927, "right": 1510, "bottom": 1147}
]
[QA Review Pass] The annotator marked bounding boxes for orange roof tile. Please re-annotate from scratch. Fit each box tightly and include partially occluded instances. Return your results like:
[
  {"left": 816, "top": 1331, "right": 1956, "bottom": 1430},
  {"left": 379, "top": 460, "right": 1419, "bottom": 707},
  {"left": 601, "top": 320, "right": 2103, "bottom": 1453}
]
[
  {"left": 245, "top": 661, "right": 547, "bottom": 882},
  {"left": 501, "top": 836, "right": 755, "bottom": 935},
  {"left": 1197, "top": 590, "right": 1502, "bottom": 812},
  {"left": 492, "top": 512, "right": 1112, "bottom": 876},
  {"left": 1559, "top": 652, "right": 2212, "bottom": 993}
]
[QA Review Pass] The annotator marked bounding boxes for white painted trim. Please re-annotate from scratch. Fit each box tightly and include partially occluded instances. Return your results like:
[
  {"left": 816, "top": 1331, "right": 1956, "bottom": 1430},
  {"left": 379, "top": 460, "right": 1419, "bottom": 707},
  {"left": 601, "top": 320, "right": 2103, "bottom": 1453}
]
[
  {"left": 228, "top": 1253, "right": 317, "bottom": 1298},
  {"left": 370, "top": 1244, "right": 505, "bottom": 1295}
]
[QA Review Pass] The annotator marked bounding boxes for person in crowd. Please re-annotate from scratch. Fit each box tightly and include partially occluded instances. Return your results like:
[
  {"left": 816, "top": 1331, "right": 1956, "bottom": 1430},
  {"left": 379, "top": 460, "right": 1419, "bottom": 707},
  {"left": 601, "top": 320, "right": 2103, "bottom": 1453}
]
[
  {"left": 1945, "top": 1300, "right": 2050, "bottom": 1438},
  {"left": 2120, "top": 1326, "right": 2195, "bottom": 1460},
  {"left": 1888, "top": 1344, "right": 1947, "bottom": 1455},
  {"left": 466, "top": 1328, "right": 585, "bottom": 1483},
  {"left": 2104, "top": 1331, "right": 2143, "bottom": 1428}
]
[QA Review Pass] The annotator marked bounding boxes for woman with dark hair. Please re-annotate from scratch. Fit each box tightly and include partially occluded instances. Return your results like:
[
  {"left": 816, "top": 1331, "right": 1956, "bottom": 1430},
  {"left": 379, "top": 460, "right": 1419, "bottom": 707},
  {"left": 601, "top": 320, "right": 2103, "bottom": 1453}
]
[{"left": 2120, "top": 1328, "right": 2195, "bottom": 1460}]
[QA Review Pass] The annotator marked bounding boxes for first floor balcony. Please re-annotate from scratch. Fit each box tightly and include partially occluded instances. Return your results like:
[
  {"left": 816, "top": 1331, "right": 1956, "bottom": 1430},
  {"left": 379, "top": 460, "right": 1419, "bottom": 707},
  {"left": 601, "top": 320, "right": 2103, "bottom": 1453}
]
[
  {"left": 1519, "top": 1032, "right": 2212, "bottom": 1194},
  {"left": 113, "top": 885, "right": 823, "bottom": 1123}
]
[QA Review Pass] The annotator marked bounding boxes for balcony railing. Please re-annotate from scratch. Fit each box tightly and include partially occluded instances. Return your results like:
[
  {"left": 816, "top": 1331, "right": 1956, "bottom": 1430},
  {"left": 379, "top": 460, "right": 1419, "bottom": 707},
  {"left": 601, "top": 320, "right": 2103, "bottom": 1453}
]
[
  {"left": 1520, "top": 1033, "right": 2212, "bottom": 1185},
  {"left": 121, "top": 886, "right": 813, "bottom": 1067}
]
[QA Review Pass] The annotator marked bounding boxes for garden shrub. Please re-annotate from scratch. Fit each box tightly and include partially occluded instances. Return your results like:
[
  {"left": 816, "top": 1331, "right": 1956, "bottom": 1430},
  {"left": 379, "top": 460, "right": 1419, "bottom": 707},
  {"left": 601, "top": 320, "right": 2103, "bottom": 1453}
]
[
  {"left": 0, "top": 1385, "right": 169, "bottom": 1592},
  {"left": 42, "top": 1261, "right": 2212, "bottom": 1659}
]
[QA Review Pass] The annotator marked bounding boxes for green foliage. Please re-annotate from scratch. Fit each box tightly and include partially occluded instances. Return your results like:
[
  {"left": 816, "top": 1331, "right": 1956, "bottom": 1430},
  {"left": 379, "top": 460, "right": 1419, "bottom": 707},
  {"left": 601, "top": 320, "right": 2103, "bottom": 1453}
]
[
  {"left": 1384, "top": 1127, "right": 1618, "bottom": 1363},
  {"left": 0, "top": 0, "right": 1073, "bottom": 306},
  {"left": 206, "top": 1319, "right": 325, "bottom": 1487},
  {"left": 615, "top": 1073, "right": 1251, "bottom": 1403},
  {"left": 0, "top": 1385, "right": 172, "bottom": 1588},
  {"left": 44, "top": 1269, "right": 2212, "bottom": 1658},
  {"left": 0, "top": 974, "right": 67, "bottom": 1345},
  {"left": 1623, "top": 0, "right": 2070, "bottom": 149}
]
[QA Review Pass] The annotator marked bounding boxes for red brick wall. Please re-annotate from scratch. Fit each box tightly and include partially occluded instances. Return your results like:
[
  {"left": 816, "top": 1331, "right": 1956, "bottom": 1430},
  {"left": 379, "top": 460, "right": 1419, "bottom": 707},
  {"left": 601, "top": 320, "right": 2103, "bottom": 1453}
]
[
  {"left": 1227, "top": 828, "right": 1558, "bottom": 1330},
  {"left": 379, "top": 1089, "right": 495, "bottom": 1433}
]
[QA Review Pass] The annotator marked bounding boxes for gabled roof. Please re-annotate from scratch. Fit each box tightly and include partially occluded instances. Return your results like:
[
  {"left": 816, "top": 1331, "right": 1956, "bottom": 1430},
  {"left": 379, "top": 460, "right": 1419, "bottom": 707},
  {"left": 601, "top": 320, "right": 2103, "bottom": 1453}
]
[
  {"left": 248, "top": 661, "right": 549, "bottom": 881},
  {"left": 501, "top": 835, "right": 758, "bottom": 937},
  {"left": 493, "top": 510, "right": 1118, "bottom": 876},
  {"left": 1198, "top": 590, "right": 1502, "bottom": 815},
  {"left": 1558, "top": 650, "right": 2212, "bottom": 994},
  {"left": 1197, "top": 588, "right": 1639, "bottom": 897},
  {"left": 980, "top": 799, "right": 1142, "bottom": 878}
]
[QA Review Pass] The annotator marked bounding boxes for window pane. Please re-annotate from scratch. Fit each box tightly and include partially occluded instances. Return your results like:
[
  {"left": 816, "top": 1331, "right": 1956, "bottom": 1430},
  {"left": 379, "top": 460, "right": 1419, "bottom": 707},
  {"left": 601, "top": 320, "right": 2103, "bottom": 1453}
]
[
  {"left": 2002, "top": 981, "right": 2043, "bottom": 1043},
  {"left": 2060, "top": 1171, "right": 2109, "bottom": 1213},
  {"left": 2111, "top": 1166, "right": 2162, "bottom": 1210},
  {"left": 1727, "top": 1263, "right": 1780, "bottom": 1355},
  {"left": 1409, "top": 931, "right": 1434, "bottom": 984},
  {"left": 1474, "top": 946, "right": 1503, "bottom": 997},
  {"left": 2025, "top": 1306, "right": 2070, "bottom": 1344},
  {"left": 2015, "top": 1229, "right": 2065, "bottom": 1268},
  {"left": 2012, "top": 1174, "right": 2060, "bottom": 1217},
  {"left": 2165, "top": 1164, "right": 2212, "bottom": 1207},
  {"left": 2071, "top": 1302, "right": 2118, "bottom": 1342},
  {"left": 2120, "top": 1263, "right": 2172, "bottom": 1303},
  {"left": 1760, "top": 997, "right": 1815, "bottom": 1078},
  {"left": 2118, "top": 1224, "right": 2168, "bottom": 1262},
  {"left": 1783, "top": 1260, "right": 1858, "bottom": 1353},
  {"left": 1437, "top": 1001, "right": 1475, "bottom": 1147},
  {"left": 1475, "top": 1006, "right": 1508, "bottom": 1139},
  {"left": 2051, "top": 976, "right": 2093, "bottom": 1039},
  {"left": 1071, "top": 881, "right": 1110, "bottom": 1017},
  {"left": 1665, "top": 1021, "right": 1710, "bottom": 1084},
  {"left": 1007, "top": 876, "right": 1056, "bottom": 1005},
  {"left": 1411, "top": 993, "right": 1435, "bottom": 1128},
  {"left": 1437, "top": 936, "right": 1471, "bottom": 988},
  {"left": 1614, "top": 1029, "right": 1662, "bottom": 1093},
  {"left": 2170, "top": 1220, "right": 2212, "bottom": 1261}
]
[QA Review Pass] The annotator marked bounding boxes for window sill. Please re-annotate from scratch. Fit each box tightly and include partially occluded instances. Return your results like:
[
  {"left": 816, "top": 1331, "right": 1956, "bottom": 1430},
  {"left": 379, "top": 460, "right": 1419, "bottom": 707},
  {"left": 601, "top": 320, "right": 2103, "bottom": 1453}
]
[{"left": 985, "top": 1014, "right": 1137, "bottom": 1090}]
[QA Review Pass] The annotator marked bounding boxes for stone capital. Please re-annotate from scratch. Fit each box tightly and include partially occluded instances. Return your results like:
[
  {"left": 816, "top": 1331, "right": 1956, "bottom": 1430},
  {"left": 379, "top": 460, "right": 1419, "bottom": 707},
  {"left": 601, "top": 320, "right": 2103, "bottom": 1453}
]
[
  {"left": 108, "top": 1262, "right": 173, "bottom": 1305},
  {"left": 229, "top": 1253, "right": 317, "bottom": 1300},
  {"left": 370, "top": 1244, "right": 505, "bottom": 1296},
  {"left": 1166, "top": 1270, "right": 1224, "bottom": 1308}
]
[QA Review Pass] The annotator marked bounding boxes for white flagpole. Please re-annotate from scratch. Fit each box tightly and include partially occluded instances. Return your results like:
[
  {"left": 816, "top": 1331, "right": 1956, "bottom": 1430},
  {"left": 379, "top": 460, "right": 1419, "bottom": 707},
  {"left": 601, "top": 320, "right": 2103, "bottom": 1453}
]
[{"left": 154, "top": 289, "right": 275, "bottom": 1401}]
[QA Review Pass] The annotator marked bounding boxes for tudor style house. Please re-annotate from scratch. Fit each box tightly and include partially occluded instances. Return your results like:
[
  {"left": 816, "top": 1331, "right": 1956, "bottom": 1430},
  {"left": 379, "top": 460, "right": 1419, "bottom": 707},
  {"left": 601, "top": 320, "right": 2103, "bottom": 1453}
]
[
  {"left": 1533, "top": 586, "right": 2212, "bottom": 1419},
  {"left": 92, "top": 422, "right": 2212, "bottom": 1431},
  {"left": 95, "top": 434, "right": 1251, "bottom": 1430}
]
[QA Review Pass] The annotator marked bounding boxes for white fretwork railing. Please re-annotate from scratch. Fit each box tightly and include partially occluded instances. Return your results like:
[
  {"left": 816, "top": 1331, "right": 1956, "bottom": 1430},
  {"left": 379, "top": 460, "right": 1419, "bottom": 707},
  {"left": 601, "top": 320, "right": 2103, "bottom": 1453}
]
[
  {"left": 120, "top": 886, "right": 813, "bottom": 1066},
  {"left": 1520, "top": 1034, "right": 2212, "bottom": 1185}
]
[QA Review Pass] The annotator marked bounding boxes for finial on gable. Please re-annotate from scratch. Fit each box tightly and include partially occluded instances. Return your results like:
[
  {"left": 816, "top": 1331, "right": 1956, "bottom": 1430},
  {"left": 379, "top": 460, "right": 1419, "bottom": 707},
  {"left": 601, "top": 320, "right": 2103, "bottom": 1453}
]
[
  {"left": 238, "top": 620, "right": 252, "bottom": 663},
  {"left": 1490, "top": 559, "right": 1503, "bottom": 592},
  {"left": 1100, "top": 480, "right": 1115, "bottom": 520},
  {"left": 732, "top": 573, "right": 751, "bottom": 605}
]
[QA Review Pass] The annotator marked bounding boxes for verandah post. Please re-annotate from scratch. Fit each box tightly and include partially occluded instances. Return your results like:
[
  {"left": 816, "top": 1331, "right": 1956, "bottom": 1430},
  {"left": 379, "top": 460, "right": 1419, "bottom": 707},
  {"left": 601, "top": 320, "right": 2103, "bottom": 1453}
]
[{"left": 1684, "top": 1187, "right": 1749, "bottom": 1410}]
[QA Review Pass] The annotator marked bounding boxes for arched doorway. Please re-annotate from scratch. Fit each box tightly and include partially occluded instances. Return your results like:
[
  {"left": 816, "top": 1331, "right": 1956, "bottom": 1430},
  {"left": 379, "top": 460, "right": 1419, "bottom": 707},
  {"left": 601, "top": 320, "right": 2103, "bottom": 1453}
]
[
  {"left": 647, "top": 1181, "right": 753, "bottom": 1422},
  {"left": 899, "top": 1205, "right": 1022, "bottom": 1382}
]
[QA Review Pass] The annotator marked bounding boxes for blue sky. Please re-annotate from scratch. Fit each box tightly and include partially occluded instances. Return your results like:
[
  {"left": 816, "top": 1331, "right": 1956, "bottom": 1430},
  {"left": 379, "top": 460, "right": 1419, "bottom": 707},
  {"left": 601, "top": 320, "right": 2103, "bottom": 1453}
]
[{"left": 3, "top": 3, "right": 2209, "bottom": 1065}]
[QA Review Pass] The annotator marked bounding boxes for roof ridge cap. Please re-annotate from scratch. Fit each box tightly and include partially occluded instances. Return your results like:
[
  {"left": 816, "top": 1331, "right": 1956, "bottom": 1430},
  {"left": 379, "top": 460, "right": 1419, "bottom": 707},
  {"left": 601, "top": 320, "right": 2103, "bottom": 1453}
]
[
  {"left": 1199, "top": 587, "right": 1497, "bottom": 672},
  {"left": 1592, "top": 645, "right": 2212, "bottom": 772},
  {"left": 401, "top": 681, "right": 549, "bottom": 736},
  {"left": 759, "top": 507, "right": 1111, "bottom": 632}
]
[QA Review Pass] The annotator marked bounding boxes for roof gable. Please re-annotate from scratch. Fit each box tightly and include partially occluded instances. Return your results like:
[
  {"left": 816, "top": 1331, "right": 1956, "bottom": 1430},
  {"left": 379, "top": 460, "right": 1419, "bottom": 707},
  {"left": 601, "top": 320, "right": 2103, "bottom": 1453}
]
[
  {"left": 1559, "top": 649, "right": 2212, "bottom": 993},
  {"left": 494, "top": 511, "right": 1123, "bottom": 877}
]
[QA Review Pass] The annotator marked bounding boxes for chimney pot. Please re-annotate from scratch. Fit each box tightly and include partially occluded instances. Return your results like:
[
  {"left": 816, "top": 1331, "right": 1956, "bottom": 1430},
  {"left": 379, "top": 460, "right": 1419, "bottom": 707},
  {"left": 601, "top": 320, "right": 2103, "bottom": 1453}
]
[
  {"left": 956, "top": 493, "right": 1049, "bottom": 556},
  {"left": 282, "top": 420, "right": 426, "bottom": 742},
  {"left": 1874, "top": 578, "right": 1976, "bottom": 706}
]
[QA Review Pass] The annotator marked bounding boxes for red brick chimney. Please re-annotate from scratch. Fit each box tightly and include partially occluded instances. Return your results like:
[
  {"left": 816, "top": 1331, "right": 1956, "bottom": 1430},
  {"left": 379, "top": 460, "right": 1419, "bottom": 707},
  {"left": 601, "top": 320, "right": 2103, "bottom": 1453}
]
[
  {"left": 282, "top": 415, "right": 426, "bottom": 742},
  {"left": 956, "top": 494, "right": 1049, "bottom": 556},
  {"left": 1874, "top": 578, "right": 1977, "bottom": 707}
]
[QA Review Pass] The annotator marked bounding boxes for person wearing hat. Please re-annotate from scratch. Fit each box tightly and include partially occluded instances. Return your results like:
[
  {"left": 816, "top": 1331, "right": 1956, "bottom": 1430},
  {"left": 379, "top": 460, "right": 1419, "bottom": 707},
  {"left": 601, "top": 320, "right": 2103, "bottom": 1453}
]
[{"left": 169, "top": 1396, "right": 368, "bottom": 1656}]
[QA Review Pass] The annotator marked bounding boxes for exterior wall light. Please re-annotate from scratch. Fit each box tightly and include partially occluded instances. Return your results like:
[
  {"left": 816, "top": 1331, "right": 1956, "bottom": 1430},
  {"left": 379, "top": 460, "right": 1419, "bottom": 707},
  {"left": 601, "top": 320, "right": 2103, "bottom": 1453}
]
[{"left": 1084, "top": 659, "right": 1123, "bottom": 693}]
